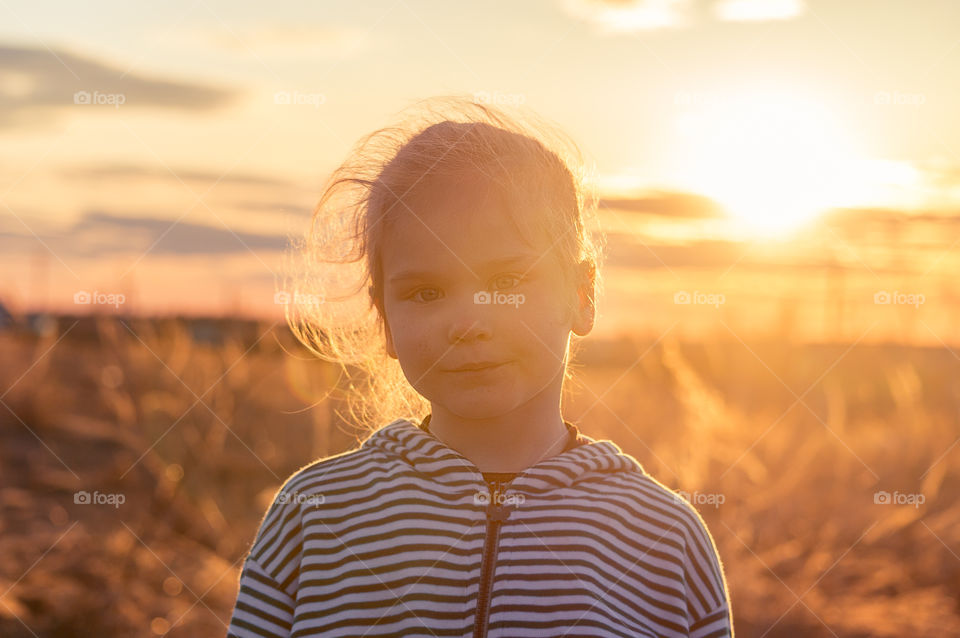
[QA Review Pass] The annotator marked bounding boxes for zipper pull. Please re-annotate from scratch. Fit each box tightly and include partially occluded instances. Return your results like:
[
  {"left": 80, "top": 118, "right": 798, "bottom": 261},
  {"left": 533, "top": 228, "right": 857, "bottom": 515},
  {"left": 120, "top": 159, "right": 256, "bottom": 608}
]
[{"left": 486, "top": 502, "right": 515, "bottom": 522}]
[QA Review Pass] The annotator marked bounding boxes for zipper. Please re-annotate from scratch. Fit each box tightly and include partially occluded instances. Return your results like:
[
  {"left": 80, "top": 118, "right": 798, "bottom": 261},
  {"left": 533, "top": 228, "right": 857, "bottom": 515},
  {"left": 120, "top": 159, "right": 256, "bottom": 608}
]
[{"left": 472, "top": 484, "right": 516, "bottom": 638}]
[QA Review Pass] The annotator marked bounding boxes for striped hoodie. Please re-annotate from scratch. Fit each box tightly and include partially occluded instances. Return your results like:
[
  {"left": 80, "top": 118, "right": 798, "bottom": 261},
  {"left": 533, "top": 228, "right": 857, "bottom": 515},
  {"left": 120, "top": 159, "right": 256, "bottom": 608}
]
[{"left": 227, "top": 417, "right": 733, "bottom": 637}]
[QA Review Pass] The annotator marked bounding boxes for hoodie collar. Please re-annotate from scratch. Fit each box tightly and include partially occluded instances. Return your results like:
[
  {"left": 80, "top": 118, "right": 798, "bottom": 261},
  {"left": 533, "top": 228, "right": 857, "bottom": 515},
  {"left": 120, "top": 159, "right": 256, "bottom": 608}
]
[{"left": 362, "top": 418, "right": 644, "bottom": 496}]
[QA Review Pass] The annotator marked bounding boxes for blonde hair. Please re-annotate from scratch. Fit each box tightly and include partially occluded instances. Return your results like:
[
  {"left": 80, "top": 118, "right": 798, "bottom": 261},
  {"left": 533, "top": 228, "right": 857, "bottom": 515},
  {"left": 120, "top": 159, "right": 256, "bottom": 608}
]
[{"left": 282, "top": 95, "right": 606, "bottom": 436}]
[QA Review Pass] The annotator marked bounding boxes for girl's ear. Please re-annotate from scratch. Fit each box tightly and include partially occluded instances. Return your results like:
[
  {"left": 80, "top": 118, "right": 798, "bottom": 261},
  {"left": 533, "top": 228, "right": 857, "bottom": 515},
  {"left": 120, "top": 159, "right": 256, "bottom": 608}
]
[{"left": 571, "top": 260, "right": 596, "bottom": 337}]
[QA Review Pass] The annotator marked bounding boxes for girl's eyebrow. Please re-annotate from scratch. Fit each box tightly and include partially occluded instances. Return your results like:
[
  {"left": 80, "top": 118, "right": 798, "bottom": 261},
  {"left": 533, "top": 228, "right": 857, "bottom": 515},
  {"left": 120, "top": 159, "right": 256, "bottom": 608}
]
[{"left": 388, "top": 253, "right": 538, "bottom": 283}]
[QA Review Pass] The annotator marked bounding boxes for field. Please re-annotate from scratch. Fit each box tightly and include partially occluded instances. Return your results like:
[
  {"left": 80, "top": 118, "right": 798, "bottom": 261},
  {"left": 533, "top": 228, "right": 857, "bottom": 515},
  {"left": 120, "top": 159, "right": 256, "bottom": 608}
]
[{"left": 1, "top": 315, "right": 958, "bottom": 637}]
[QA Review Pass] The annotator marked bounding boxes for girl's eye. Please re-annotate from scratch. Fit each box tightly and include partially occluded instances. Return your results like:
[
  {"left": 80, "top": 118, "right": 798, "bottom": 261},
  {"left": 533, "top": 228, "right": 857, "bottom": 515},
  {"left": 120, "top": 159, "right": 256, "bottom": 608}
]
[
  {"left": 410, "top": 288, "right": 441, "bottom": 303},
  {"left": 406, "top": 275, "right": 521, "bottom": 302},
  {"left": 491, "top": 274, "right": 522, "bottom": 290}
]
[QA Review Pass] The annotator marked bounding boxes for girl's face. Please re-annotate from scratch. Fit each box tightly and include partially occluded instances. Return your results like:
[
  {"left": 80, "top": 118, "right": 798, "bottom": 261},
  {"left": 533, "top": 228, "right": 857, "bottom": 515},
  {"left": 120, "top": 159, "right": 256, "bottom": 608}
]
[{"left": 379, "top": 186, "right": 595, "bottom": 420}]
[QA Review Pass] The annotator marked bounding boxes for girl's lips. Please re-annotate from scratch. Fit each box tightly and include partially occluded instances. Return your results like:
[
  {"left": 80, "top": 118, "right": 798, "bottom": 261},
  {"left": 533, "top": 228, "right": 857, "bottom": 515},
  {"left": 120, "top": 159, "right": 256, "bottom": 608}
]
[{"left": 447, "top": 361, "right": 509, "bottom": 373}]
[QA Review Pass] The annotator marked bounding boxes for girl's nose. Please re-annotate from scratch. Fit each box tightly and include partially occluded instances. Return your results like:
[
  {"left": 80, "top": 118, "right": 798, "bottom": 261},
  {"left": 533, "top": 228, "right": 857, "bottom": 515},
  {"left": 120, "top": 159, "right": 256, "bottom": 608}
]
[{"left": 447, "top": 304, "right": 492, "bottom": 344}]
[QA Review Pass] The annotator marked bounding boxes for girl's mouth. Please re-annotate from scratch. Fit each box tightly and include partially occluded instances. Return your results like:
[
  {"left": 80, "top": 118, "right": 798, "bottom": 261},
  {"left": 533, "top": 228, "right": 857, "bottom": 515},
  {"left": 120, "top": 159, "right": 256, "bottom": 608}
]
[{"left": 446, "top": 361, "right": 509, "bottom": 373}]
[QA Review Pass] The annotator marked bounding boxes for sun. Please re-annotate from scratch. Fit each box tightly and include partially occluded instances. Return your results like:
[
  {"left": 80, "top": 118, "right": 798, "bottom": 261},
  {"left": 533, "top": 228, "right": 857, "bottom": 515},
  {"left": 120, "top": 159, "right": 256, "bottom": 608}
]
[{"left": 673, "top": 90, "right": 862, "bottom": 237}]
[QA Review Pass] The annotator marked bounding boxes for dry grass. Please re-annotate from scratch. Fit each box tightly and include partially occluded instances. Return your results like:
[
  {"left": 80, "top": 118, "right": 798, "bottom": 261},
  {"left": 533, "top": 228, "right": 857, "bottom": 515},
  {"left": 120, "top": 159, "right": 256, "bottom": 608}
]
[{"left": 0, "top": 316, "right": 957, "bottom": 637}]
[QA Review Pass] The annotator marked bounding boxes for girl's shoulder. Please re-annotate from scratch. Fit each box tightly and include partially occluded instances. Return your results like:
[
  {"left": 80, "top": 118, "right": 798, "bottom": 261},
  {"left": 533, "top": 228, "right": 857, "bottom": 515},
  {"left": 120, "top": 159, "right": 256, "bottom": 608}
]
[
  {"left": 595, "top": 469, "right": 722, "bottom": 543},
  {"left": 248, "top": 439, "right": 386, "bottom": 546},
  {"left": 599, "top": 470, "right": 729, "bottom": 616},
  {"left": 265, "top": 418, "right": 414, "bottom": 510},
  {"left": 275, "top": 437, "right": 388, "bottom": 499}
]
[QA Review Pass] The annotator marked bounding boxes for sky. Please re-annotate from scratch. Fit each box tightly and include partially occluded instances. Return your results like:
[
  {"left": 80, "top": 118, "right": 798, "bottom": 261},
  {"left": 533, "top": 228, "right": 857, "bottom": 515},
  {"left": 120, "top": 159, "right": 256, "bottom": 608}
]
[{"left": 1, "top": 0, "right": 958, "bottom": 342}]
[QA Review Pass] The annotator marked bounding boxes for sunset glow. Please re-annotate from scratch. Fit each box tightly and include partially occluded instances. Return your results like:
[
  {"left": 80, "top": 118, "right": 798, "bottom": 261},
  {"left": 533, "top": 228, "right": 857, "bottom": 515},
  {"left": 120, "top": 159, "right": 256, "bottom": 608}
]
[
  {"left": 0, "top": 0, "right": 956, "bottom": 346},
  {"left": 673, "top": 91, "right": 864, "bottom": 236}
]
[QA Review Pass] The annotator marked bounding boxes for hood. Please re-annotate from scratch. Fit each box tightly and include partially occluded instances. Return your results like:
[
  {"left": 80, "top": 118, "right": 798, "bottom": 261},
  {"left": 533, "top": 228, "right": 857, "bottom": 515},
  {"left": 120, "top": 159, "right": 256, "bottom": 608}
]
[{"left": 362, "top": 417, "right": 646, "bottom": 497}]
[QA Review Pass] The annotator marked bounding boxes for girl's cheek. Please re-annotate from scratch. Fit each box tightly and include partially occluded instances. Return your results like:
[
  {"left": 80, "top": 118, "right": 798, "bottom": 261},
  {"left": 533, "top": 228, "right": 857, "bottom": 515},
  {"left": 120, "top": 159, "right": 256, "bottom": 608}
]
[{"left": 415, "top": 326, "right": 437, "bottom": 352}]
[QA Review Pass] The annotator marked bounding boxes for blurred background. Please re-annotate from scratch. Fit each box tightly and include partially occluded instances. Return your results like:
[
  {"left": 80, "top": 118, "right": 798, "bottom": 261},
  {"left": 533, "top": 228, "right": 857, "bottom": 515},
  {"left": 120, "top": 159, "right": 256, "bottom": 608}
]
[{"left": 1, "top": 0, "right": 958, "bottom": 636}]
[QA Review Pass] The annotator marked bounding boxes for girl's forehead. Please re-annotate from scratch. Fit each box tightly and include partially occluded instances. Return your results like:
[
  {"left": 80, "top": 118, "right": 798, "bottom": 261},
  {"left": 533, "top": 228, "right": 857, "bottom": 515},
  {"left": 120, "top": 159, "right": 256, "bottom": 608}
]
[
  {"left": 378, "top": 171, "right": 555, "bottom": 275},
  {"left": 383, "top": 197, "right": 536, "bottom": 252},
  {"left": 387, "top": 197, "right": 521, "bottom": 240},
  {"left": 382, "top": 214, "right": 538, "bottom": 276}
]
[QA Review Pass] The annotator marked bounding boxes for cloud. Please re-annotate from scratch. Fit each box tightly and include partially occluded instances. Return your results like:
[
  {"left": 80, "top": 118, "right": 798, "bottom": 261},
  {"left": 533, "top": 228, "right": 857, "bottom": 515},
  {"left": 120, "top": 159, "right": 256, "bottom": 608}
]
[
  {"left": 0, "top": 44, "right": 238, "bottom": 130},
  {"left": 73, "top": 211, "right": 291, "bottom": 256},
  {"left": 57, "top": 163, "right": 298, "bottom": 190},
  {"left": 605, "top": 233, "right": 744, "bottom": 269},
  {"left": 232, "top": 200, "right": 310, "bottom": 219},
  {"left": 562, "top": 0, "right": 692, "bottom": 33},
  {"left": 819, "top": 206, "right": 960, "bottom": 233},
  {"left": 563, "top": 0, "right": 805, "bottom": 33},
  {"left": 713, "top": 0, "right": 805, "bottom": 22},
  {"left": 600, "top": 190, "right": 727, "bottom": 218},
  {"left": 55, "top": 163, "right": 312, "bottom": 222},
  {"left": 601, "top": 227, "right": 951, "bottom": 274},
  {"left": 0, "top": 210, "right": 291, "bottom": 259}
]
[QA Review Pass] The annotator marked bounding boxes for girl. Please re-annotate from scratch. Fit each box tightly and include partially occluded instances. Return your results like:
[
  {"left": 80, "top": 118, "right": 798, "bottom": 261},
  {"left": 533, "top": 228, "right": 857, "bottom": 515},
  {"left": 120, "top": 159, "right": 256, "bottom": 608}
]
[{"left": 228, "top": 96, "right": 733, "bottom": 637}]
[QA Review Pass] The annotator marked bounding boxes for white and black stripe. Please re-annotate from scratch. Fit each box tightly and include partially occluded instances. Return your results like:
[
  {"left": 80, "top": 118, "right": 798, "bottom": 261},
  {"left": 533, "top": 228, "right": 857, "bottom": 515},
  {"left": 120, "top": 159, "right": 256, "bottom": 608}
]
[{"left": 228, "top": 418, "right": 733, "bottom": 637}]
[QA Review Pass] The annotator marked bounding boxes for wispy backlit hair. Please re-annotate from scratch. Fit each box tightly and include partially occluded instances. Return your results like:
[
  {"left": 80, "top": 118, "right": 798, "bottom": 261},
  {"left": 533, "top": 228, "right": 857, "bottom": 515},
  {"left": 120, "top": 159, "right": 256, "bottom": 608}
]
[{"left": 282, "top": 95, "right": 606, "bottom": 436}]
